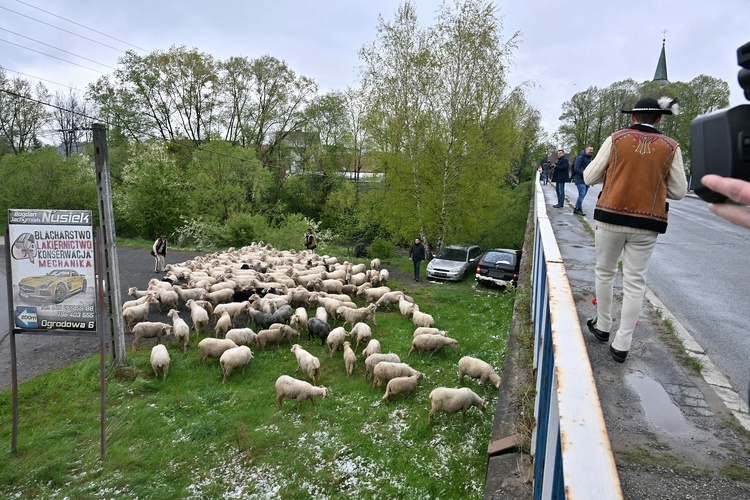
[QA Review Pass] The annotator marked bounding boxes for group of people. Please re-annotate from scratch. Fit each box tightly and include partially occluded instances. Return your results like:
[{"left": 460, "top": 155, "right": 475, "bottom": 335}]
[{"left": 544, "top": 96, "right": 750, "bottom": 364}]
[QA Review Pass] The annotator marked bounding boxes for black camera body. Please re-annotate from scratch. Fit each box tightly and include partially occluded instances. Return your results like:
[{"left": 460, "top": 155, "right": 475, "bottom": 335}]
[{"left": 691, "top": 41, "right": 750, "bottom": 203}]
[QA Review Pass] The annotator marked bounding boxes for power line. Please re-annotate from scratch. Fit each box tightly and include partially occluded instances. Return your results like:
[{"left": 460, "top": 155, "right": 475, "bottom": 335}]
[
  {"left": 0, "top": 38, "right": 108, "bottom": 75},
  {"left": 0, "top": 5, "right": 125, "bottom": 53},
  {"left": 1, "top": 66, "right": 88, "bottom": 93},
  {"left": 0, "top": 28, "right": 117, "bottom": 71},
  {"left": 15, "top": 0, "right": 149, "bottom": 53}
]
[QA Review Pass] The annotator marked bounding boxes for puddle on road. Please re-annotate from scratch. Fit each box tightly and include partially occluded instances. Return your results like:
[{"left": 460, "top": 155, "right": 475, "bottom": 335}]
[{"left": 625, "top": 371, "right": 692, "bottom": 434}]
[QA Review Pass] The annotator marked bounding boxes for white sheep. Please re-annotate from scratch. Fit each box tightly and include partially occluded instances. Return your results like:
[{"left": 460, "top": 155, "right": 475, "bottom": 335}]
[
  {"left": 214, "top": 310, "right": 233, "bottom": 338},
  {"left": 220, "top": 345, "right": 254, "bottom": 384},
  {"left": 290, "top": 344, "right": 321, "bottom": 385},
  {"left": 326, "top": 327, "right": 347, "bottom": 358},
  {"left": 350, "top": 322, "right": 373, "bottom": 351},
  {"left": 383, "top": 373, "right": 422, "bottom": 400},
  {"left": 361, "top": 338, "right": 381, "bottom": 360},
  {"left": 378, "top": 268, "right": 389, "bottom": 285},
  {"left": 127, "top": 286, "right": 152, "bottom": 299},
  {"left": 411, "top": 310, "right": 435, "bottom": 328},
  {"left": 398, "top": 296, "right": 418, "bottom": 319},
  {"left": 122, "top": 295, "right": 159, "bottom": 332},
  {"left": 225, "top": 328, "right": 258, "bottom": 347},
  {"left": 408, "top": 334, "right": 459, "bottom": 356},
  {"left": 172, "top": 285, "right": 206, "bottom": 304},
  {"left": 413, "top": 327, "right": 448, "bottom": 338},
  {"left": 336, "top": 304, "right": 377, "bottom": 328},
  {"left": 314, "top": 306, "right": 328, "bottom": 323},
  {"left": 153, "top": 288, "right": 179, "bottom": 312},
  {"left": 364, "top": 352, "right": 401, "bottom": 379},
  {"left": 374, "top": 290, "right": 404, "bottom": 310},
  {"left": 122, "top": 292, "right": 155, "bottom": 310},
  {"left": 370, "top": 258, "right": 381, "bottom": 270},
  {"left": 213, "top": 301, "right": 251, "bottom": 322},
  {"left": 167, "top": 309, "right": 190, "bottom": 354},
  {"left": 132, "top": 321, "right": 172, "bottom": 349},
  {"left": 150, "top": 344, "right": 170, "bottom": 381},
  {"left": 289, "top": 307, "right": 308, "bottom": 334},
  {"left": 256, "top": 327, "right": 285, "bottom": 350},
  {"left": 356, "top": 286, "right": 391, "bottom": 303},
  {"left": 275, "top": 375, "right": 329, "bottom": 410},
  {"left": 458, "top": 356, "right": 502, "bottom": 389},
  {"left": 372, "top": 361, "right": 422, "bottom": 389},
  {"left": 343, "top": 341, "right": 356, "bottom": 376},
  {"left": 204, "top": 288, "right": 235, "bottom": 306},
  {"left": 428, "top": 387, "right": 487, "bottom": 423},
  {"left": 186, "top": 299, "right": 210, "bottom": 335},
  {"left": 197, "top": 338, "right": 238, "bottom": 364}
]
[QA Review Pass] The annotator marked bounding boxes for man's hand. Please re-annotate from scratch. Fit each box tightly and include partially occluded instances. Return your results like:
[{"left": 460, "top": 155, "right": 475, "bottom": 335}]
[{"left": 701, "top": 174, "right": 750, "bottom": 228}]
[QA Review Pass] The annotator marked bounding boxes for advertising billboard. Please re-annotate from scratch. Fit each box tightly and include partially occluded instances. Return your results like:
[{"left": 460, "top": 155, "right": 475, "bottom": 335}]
[{"left": 7, "top": 209, "right": 97, "bottom": 332}]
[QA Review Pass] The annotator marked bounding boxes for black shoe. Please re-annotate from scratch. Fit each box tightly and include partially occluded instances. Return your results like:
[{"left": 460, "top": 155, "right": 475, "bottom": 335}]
[
  {"left": 573, "top": 208, "right": 586, "bottom": 216},
  {"left": 587, "top": 318, "right": 610, "bottom": 342},
  {"left": 610, "top": 345, "right": 628, "bottom": 363},
  {"left": 552, "top": 204, "right": 563, "bottom": 208}
]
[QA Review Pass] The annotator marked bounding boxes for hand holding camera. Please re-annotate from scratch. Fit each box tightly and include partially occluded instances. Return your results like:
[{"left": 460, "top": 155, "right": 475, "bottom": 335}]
[{"left": 701, "top": 174, "right": 750, "bottom": 228}]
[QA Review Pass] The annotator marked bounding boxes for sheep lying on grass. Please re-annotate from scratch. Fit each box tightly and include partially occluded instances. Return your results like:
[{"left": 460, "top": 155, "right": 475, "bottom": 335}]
[
  {"left": 167, "top": 309, "right": 190, "bottom": 354},
  {"left": 428, "top": 387, "right": 486, "bottom": 423},
  {"left": 458, "top": 356, "right": 501, "bottom": 389},
  {"left": 198, "top": 338, "right": 238, "bottom": 364},
  {"left": 132, "top": 321, "right": 172, "bottom": 349},
  {"left": 372, "top": 361, "right": 422, "bottom": 389},
  {"left": 343, "top": 341, "right": 356, "bottom": 376},
  {"left": 361, "top": 339, "right": 381, "bottom": 360},
  {"left": 150, "top": 344, "right": 170, "bottom": 381},
  {"left": 275, "top": 375, "right": 329, "bottom": 410},
  {"left": 408, "top": 334, "right": 459, "bottom": 356},
  {"left": 383, "top": 373, "right": 422, "bottom": 400},
  {"left": 225, "top": 328, "right": 257, "bottom": 347},
  {"left": 291, "top": 344, "right": 321, "bottom": 385},
  {"left": 220, "top": 345, "right": 253, "bottom": 384}
]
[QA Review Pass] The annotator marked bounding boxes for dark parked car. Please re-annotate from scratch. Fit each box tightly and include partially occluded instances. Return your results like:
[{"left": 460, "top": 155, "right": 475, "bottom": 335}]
[
  {"left": 475, "top": 249, "right": 522, "bottom": 289},
  {"left": 426, "top": 245, "right": 482, "bottom": 281}
]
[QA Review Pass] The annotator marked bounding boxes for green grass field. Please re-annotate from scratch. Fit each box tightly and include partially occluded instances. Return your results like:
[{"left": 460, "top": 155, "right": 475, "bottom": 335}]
[{"left": 0, "top": 264, "right": 515, "bottom": 498}]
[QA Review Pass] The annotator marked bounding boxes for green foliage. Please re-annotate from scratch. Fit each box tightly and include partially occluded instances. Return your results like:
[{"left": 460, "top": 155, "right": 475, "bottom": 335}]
[
  {"left": 223, "top": 213, "right": 266, "bottom": 247},
  {"left": 0, "top": 260, "right": 515, "bottom": 497},
  {"left": 0, "top": 147, "right": 98, "bottom": 225},
  {"left": 369, "top": 237, "right": 395, "bottom": 259}
]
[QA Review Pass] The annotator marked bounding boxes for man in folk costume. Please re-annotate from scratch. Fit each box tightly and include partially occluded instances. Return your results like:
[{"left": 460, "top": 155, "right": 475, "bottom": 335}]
[{"left": 583, "top": 97, "right": 687, "bottom": 363}]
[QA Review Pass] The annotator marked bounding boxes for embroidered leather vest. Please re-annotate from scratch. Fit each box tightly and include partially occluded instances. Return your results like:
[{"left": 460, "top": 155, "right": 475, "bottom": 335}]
[{"left": 594, "top": 127, "right": 678, "bottom": 234}]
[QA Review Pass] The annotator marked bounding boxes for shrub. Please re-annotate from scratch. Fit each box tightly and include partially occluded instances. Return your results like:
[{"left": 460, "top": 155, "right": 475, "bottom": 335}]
[{"left": 368, "top": 237, "right": 394, "bottom": 259}]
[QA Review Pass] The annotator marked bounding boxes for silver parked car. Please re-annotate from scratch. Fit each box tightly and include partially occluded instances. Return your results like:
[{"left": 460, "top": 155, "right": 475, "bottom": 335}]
[{"left": 426, "top": 244, "right": 482, "bottom": 281}]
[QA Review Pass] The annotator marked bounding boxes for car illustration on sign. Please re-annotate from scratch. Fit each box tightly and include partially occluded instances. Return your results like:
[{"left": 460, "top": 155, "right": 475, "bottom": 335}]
[{"left": 18, "top": 269, "right": 88, "bottom": 303}]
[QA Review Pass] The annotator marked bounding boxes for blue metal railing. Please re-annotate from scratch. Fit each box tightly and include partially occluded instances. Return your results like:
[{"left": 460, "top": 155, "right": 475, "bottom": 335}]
[{"left": 530, "top": 178, "right": 622, "bottom": 499}]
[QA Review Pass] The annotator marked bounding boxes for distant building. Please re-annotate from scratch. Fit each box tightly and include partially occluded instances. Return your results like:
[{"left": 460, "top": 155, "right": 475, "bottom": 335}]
[{"left": 653, "top": 37, "right": 669, "bottom": 86}]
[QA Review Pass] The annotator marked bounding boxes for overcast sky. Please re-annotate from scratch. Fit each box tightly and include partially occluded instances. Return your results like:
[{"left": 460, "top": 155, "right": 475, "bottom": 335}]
[{"left": 1, "top": 0, "right": 749, "bottom": 137}]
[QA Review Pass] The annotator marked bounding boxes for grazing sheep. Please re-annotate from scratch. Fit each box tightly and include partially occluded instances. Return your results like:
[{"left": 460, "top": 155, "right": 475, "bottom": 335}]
[
  {"left": 374, "top": 290, "right": 404, "bottom": 310},
  {"left": 413, "top": 327, "right": 448, "bottom": 338},
  {"left": 197, "top": 338, "right": 238, "bottom": 364},
  {"left": 226, "top": 328, "right": 258, "bottom": 347},
  {"left": 318, "top": 279, "right": 344, "bottom": 294},
  {"left": 356, "top": 286, "right": 391, "bottom": 303},
  {"left": 458, "top": 356, "right": 502, "bottom": 389},
  {"left": 350, "top": 322, "right": 373, "bottom": 351},
  {"left": 428, "top": 387, "right": 486, "bottom": 423},
  {"left": 186, "top": 299, "right": 210, "bottom": 335},
  {"left": 256, "top": 327, "right": 285, "bottom": 350},
  {"left": 373, "top": 361, "right": 421, "bottom": 389},
  {"left": 289, "top": 307, "right": 308, "bottom": 334},
  {"left": 408, "top": 334, "right": 459, "bottom": 356},
  {"left": 370, "top": 258, "right": 381, "bottom": 270},
  {"left": 291, "top": 344, "right": 321, "bottom": 385},
  {"left": 220, "top": 345, "right": 254, "bottom": 384},
  {"left": 270, "top": 304, "right": 293, "bottom": 325},
  {"left": 411, "top": 310, "right": 435, "bottom": 328},
  {"left": 150, "top": 344, "right": 170, "bottom": 381},
  {"left": 275, "top": 375, "right": 329, "bottom": 410},
  {"left": 326, "top": 327, "right": 347, "bottom": 358},
  {"left": 383, "top": 373, "right": 422, "bottom": 400},
  {"left": 307, "top": 317, "right": 331, "bottom": 346},
  {"left": 343, "top": 341, "right": 356, "bottom": 376},
  {"left": 314, "top": 306, "right": 328, "bottom": 323},
  {"left": 213, "top": 301, "right": 251, "bottom": 322},
  {"left": 398, "top": 297, "right": 418, "bottom": 319},
  {"left": 167, "top": 309, "right": 190, "bottom": 354},
  {"left": 337, "top": 304, "right": 377, "bottom": 328},
  {"left": 364, "top": 352, "right": 401, "bottom": 379},
  {"left": 132, "top": 321, "right": 172, "bottom": 349},
  {"left": 214, "top": 310, "right": 233, "bottom": 338},
  {"left": 122, "top": 295, "right": 159, "bottom": 332},
  {"left": 361, "top": 339, "right": 381, "bottom": 360}
]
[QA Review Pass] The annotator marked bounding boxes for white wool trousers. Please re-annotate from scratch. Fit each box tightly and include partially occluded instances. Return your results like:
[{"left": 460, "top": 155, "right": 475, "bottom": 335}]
[{"left": 593, "top": 227, "right": 658, "bottom": 352}]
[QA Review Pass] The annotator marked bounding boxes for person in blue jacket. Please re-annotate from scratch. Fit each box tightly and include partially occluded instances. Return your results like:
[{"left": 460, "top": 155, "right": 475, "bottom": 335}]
[
  {"left": 572, "top": 146, "right": 594, "bottom": 215},
  {"left": 551, "top": 149, "right": 569, "bottom": 208}
]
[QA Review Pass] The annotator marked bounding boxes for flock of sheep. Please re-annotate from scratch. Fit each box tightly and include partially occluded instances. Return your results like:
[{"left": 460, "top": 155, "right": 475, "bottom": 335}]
[{"left": 122, "top": 242, "right": 502, "bottom": 423}]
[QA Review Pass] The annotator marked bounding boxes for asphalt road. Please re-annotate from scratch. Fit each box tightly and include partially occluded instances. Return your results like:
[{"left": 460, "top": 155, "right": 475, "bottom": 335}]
[
  {"left": 0, "top": 246, "right": 199, "bottom": 392},
  {"left": 563, "top": 182, "right": 750, "bottom": 401}
]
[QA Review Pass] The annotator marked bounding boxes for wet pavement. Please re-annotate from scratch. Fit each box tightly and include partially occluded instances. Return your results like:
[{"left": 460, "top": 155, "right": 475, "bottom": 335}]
[{"left": 485, "top": 183, "right": 750, "bottom": 499}]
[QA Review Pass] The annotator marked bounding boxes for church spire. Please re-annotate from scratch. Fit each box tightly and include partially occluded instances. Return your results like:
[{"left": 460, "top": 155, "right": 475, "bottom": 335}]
[{"left": 653, "top": 33, "right": 669, "bottom": 86}]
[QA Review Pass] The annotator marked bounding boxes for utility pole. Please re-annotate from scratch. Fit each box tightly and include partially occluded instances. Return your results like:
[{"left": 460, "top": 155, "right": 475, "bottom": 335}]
[{"left": 92, "top": 123, "right": 126, "bottom": 364}]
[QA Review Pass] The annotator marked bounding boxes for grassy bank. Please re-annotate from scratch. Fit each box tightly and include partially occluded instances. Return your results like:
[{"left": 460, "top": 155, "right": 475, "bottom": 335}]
[{"left": 0, "top": 262, "right": 515, "bottom": 498}]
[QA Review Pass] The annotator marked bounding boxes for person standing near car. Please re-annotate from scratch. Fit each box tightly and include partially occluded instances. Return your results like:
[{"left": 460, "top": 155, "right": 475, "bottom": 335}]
[
  {"left": 409, "top": 237, "right": 426, "bottom": 281},
  {"left": 583, "top": 97, "right": 686, "bottom": 363},
  {"left": 572, "top": 145, "right": 594, "bottom": 215},
  {"left": 551, "top": 149, "right": 569, "bottom": 208},
  {"left": 152, "top": 234, "right": 167, "bottom": 273}
]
